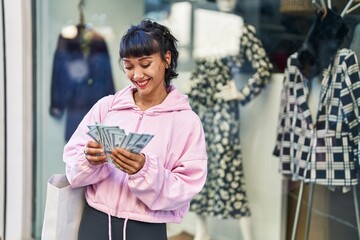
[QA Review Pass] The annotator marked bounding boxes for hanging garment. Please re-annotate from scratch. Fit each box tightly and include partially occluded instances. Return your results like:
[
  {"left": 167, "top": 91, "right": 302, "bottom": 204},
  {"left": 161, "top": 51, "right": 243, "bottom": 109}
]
[
  {"left": 273, "top": 48, "right": 360, "bottom": 187},
  {"left": 50, "top": 25, "right": 115, "bottom": 141},
  {"left": 189, "top": 24, "right": 272, "bottom": 218}
]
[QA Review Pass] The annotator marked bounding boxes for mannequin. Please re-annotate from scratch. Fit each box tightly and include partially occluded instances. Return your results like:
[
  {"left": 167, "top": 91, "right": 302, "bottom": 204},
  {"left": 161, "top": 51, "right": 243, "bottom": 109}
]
[
  {"left": 188, "top": 1, "right": 272, "bottom": 239},
  {"left": 192, "top": 6, "right": 252, "bottom": 240},
  {"left": 192, "top": 4, "right": 243, "bottom": 59},
  {"left": 216, "top": 0, "right": 237, "bottom": 12}
]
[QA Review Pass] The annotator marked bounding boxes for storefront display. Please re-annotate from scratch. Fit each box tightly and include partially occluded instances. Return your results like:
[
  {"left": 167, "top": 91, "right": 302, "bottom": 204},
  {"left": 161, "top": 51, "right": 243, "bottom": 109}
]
[
  {"left": 273, "top": 5, "right": 360, "bottom": 240},
  {"left": 273, "top": 8, "right": 360, "bottom": 187},
  {"left": 33, "top": 1, "right": 143, "bottom": 239},
  {"left": 49, "top": 1, "right": 115, "bottom": 141},
  {"left": 187, "top": 6, "right": 273, "bottom": 239},
  {"left": 2, "top": 0, "right": 357, "bottom": 239}
]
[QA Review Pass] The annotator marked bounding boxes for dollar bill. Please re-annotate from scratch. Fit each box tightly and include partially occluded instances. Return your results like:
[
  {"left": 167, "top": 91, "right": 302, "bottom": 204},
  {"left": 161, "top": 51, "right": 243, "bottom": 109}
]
[
  {"left": 87, "top": 127, "right": 101, "bottom": 142},
  {"left": 127, "top": 134, "right": 154, "bottom": 154},
  {"left": 122, "top": 132, "right": 143, "bottom": 149},
  {"left": 112, "top": 132, "right": 127, "bottom": 148},
  {"left": 86, "top": 123, "right": 154, "bottom": 155}
]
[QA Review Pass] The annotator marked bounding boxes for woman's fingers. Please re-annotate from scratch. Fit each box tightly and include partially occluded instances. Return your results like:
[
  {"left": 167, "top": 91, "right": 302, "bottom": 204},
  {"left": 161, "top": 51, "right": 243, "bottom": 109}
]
[
  {"left": 112, "top": 160, "right": 135, "bottom": 173},
  {"left": 86, "top": 141, "right": 102, "bottom": 149},
  {"left": 85, "top": 147, "right": 105, "bottom": 156},
  {"left": 84, "top": 141, "right": 107, "bottom": 165},
  {"left": 83, "top": 143, "right": 145, "bottom": 171},
  {"left": 110, "top": 148, "right": 145, "bottom": 174},
  {"left": 86, "top": 154, "right": 107, "bottom": 165},
  {"left": 111, "top": 152, "right": 137, "bottom": 173}
]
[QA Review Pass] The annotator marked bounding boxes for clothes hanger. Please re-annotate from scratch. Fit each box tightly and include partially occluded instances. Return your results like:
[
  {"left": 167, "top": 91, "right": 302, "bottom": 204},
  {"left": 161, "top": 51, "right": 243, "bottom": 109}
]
[
  {"left": 312, "top": 0, "right": 327, "bottom": 18},
  {"left": 310, "top": 0, "right": 360, "bottom": 18},
  {"left": 320, "top": 0, "right": 326, "bottom": 9},
  {"left": 59, "top": 0, "right": 88, "bottom": 39},
  {"left": 76, "top": 0, "right": 93, "bottom": 56},
  {"left": 311, "top": 0, "right": 360, "bottom": 18},
  {"left": 320, "top": 0, "right": 327, "bottom": 17},
  {"left": 344, "top": 1, "right": 360, "bottom": 15},
  {"left": 340, "top": 0, "right": 360, "bottom": 17},
  {"left": 312, "top": 0, "right": 322, "bottom": 9},
  {"left": 341, "top": 0, "right": 354, "bottom": 17},
  {"left": 327, "top": 0, "right": 331, "bottom": 9},
  {"left": 78, "top": 0, "right": 86, "bottom": 29}
]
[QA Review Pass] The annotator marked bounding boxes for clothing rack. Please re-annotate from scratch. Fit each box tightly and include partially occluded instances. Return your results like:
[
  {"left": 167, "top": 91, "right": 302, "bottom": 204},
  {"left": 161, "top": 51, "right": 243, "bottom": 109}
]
[
  {"left": 289, "top": 3, "right": 360, "bottom": 238},
  {"left": 312, "top": 0, "right": 360, "bottom": 16},
  {"left": 291, "top": 181, "right": 360, "bottom": 240}
]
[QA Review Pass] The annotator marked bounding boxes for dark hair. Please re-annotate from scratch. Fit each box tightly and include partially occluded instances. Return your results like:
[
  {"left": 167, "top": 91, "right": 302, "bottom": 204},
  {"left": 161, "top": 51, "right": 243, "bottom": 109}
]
[{"left": 119, "top": 19, "right": 179, "bottom": 86}]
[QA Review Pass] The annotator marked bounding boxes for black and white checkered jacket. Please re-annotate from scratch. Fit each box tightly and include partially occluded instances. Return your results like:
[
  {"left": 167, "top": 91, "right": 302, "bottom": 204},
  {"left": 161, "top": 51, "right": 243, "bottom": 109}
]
[{"left": 273, "top": 48, "right": 360, "bottom": 187}]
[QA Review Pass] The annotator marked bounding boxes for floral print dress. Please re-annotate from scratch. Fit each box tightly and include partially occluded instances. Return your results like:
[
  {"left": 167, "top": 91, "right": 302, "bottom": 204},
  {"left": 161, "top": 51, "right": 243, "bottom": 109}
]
[{"left": 188, "top": 24, "right": 272, "bottom": 218}]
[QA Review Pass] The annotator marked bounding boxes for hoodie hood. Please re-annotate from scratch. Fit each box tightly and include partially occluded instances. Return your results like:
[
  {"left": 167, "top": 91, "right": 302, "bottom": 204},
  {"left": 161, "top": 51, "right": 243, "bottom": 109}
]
[{"left": 109, "top": 85, "right": 192, "bottom": 115}]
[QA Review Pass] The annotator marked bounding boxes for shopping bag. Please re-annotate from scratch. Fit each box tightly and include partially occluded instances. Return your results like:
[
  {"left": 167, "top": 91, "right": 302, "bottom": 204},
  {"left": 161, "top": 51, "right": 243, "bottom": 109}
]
[{"left": 41, "top": 174, "right": 85, "bottom": 240}]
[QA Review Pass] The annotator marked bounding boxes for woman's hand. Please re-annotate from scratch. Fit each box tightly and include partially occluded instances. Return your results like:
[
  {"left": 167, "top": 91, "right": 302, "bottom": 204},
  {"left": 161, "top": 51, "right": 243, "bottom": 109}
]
[
  {"left": 110, "top": 148, "right": 145, "bottom": 175},
  {"left": 84, "top": 141, "right": 107, "bottom": 165}
]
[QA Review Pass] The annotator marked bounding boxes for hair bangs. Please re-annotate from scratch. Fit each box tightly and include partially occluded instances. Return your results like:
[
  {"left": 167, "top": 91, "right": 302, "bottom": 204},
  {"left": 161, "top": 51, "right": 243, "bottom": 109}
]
[{"left": 120, "top": 31, "right": 159, "bottom": 58}]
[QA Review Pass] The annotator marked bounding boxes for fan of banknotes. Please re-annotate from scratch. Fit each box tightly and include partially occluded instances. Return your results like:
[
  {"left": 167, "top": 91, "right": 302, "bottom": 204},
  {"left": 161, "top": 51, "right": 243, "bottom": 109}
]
[{"left": 86, "top": 122, "right": 154, "bottom": 155}]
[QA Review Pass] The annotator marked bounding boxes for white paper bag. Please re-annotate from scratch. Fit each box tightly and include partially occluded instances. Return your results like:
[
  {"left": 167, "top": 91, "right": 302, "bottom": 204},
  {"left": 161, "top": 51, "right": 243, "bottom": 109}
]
[{"left": 41, "top": 174, "right": 85, "bottom": 240}]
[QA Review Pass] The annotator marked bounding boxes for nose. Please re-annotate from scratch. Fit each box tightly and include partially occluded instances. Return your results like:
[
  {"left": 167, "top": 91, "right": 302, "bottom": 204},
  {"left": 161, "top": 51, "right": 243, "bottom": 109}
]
[{"left": 133, "top": 68, "right": 144, "bottom": 80}]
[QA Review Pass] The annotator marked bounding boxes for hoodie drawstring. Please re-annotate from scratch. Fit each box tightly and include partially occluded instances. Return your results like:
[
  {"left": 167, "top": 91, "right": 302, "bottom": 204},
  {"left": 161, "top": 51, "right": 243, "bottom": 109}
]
[
  {"left": 107, "top": 212, "right": 128, "bottom": 240},
  {"left": 123, "top": 218, "right": 129, "bottom": 240},
  {"left": 108, "top": 213, "right": 112, "bottom": 240}
]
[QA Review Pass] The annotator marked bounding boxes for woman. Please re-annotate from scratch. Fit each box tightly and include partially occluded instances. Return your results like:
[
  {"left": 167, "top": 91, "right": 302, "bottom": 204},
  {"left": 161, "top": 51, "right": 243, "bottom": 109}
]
[{"left": 63, "top": 19, "right": 207, "bottom": 240}]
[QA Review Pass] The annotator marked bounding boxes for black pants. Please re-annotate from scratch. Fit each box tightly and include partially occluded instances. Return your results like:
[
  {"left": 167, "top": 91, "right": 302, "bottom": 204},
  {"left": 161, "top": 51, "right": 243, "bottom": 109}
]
[{"left": 78, "top": 202, "right": 167, "bottom": 240}]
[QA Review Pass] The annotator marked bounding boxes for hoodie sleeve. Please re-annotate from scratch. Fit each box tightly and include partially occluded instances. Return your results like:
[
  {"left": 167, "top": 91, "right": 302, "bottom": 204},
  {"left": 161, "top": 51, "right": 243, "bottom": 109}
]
[
  {"left": 128, "top": 114, "right": 208, "bottom": 211},
  {"left": 63, "top": 95, "right": 115, "bottom": 188}
]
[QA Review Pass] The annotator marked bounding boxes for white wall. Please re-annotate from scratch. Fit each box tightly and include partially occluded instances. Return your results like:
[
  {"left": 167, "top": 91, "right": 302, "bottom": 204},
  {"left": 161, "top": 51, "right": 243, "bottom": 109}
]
[{"left": 3, "top": 0, "right": 33, "bottom": 239}]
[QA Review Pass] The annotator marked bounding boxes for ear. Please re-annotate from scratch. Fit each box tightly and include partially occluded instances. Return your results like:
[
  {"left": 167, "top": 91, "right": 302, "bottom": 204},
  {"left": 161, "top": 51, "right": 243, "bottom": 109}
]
[{"left": 165, "top": 51, "right": 171, "bottom": 67}]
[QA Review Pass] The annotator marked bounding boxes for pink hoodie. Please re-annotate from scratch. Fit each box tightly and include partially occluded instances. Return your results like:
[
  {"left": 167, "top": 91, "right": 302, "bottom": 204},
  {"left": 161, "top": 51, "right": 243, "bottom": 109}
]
[{"left": 63, "top": 85, "right": 207, "bottom": 225}]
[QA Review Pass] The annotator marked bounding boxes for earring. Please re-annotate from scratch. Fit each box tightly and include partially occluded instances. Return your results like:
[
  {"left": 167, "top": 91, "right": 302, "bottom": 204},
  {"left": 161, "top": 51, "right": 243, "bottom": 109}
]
[{"left": 165, "top": 63, "right": 169, "bottom": 69}]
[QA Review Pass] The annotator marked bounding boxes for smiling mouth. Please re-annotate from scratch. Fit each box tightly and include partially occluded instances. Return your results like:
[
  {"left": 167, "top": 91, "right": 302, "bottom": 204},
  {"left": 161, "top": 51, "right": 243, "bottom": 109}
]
[{"left": 134, "top": 79, "right": 150, "bottom": 88}]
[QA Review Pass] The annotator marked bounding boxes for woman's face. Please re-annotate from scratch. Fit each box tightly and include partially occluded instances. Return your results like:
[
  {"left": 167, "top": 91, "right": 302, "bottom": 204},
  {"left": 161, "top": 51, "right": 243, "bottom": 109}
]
[
  {"left": 216, "top": 0, "right": 237, "bottom": 12},
  {"left": 122, "top": 51, "right": 171, "bottom": 98}
]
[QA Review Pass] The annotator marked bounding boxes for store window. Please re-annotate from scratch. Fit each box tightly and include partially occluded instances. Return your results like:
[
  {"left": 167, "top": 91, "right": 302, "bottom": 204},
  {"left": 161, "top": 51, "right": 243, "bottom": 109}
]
[
  {"left": 147, "top": 1, "right": 360, "bottom": 240},
  {"left": 33, "top": 1, "right": 144, "bottom": 238},
  {"left": 34, "top": 0, "right": 360, "bottom": 240}
]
